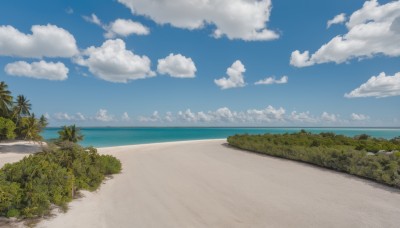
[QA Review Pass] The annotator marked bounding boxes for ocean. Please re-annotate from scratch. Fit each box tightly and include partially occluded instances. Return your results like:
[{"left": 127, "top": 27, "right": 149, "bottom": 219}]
[{"left": 41, "top": 127, "right": 400, "bottom": 148}]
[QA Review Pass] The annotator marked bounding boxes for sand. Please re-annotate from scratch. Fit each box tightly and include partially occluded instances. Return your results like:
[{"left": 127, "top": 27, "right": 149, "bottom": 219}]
[
  {"left": 0, "top": 141, "right": 45, "bottom": 168},
  {"left": 28, "top": 139, "right": 399, "bottom": 228}
]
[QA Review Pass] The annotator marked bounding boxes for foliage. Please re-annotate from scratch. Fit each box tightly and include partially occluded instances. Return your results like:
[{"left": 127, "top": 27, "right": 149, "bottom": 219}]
[
  {"left": 58, "top": 125, "right": 84, "bottom": 143},
  {"left": 0, "top": 81, "right": 46, "bottom": 141},
  {"left": 18, "top": 114, "right": 43, "bottom": 141},
  {"left": 228, "top": 131, "right": 400, "bottom": 188},
  {"left": 0, "top": 117, "right": 16, "bottom": 140},
  {"left": 0, "top": 143, "right": 121, "bottom": 218},
  {"left": 0, "top": 82, "right": 13, "bottom": 117}
]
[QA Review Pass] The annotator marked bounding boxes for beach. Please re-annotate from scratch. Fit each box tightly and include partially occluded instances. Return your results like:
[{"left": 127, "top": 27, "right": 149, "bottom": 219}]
[{"left": 2, "top": 139, "right": 400, "bottom": 227}]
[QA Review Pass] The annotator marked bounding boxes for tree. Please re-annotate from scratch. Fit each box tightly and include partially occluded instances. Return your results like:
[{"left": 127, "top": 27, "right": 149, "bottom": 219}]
[
  {"left": 0, "top": 82, "right": 13, "bottom": 117},
  {"left": 12, "top": 95, "right": 31, "bottom": 124},
  {"left": 38, "top": 115, "right": 48, "bottom": 130},
  {"left": 0, "top": 117, "right": 16, "bottom": 140},
  {"left": 20, "top": 113, "right": 42, "bottom": 141},
  {"left": 58, "top": 125, "right": 84, "bottom": 143}
]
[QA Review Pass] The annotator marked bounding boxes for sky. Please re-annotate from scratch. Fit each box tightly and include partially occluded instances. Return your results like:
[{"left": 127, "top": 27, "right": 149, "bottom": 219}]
[{"left": 0, "top": 0, "right": 399, "bottom": 127}]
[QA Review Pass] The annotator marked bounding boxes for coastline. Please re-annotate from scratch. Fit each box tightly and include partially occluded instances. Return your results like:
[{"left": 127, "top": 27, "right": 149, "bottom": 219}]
[{"left": 35, "top": 139, "right": 400, "bottom": 228}]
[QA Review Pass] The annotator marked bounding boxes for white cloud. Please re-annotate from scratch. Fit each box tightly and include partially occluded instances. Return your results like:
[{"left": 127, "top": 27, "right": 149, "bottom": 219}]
[
  {"left": 5, "top": 61, "right": 68, "bottom": 81},
  {"left": 65, "top": 7, "right": 74, "bottom": 14},
  {"left": 122, "top": 112, "right": 131, "bottom": 121},
  {"left": 327, "top": 13, "right": 346, "bottom": 28},
  {"left": 53, "top": 112, "right": 86, "bottom": 121},
  {"left": 345, "top": 72, "right": 400, "bottom": 98},
  {"left": 84, "top": 14, "right": 149, "bottom": 38},
  {"left": 95, "top": 109, "right": 113, "bottom": 122},
  {"left": 214, "top": 60, "right": 246, "bottom": 89},
  {"left": 105, "top": 19, "right": 149, "bottom": 38},
  {"left": 0, "top": 24, "right": 78, "bottom": 58},
  {"left": 351, "top": 113, "right": 370, "bottom": 121},
  {"left": 157, "top": 53, "right": 197, "bottom": 78},
  {"left": 139, "top": 111, "right": 161, "bottom": 122},
  {"left": 53, "top": 113, "right": 72, "bottom": 121},
  {"left": 83, "top": 14, "right": 102, "bottom": 26},
  {"left": 255, "top": 75, "right": 288, "bottom": 85},
  {"left": 117, "top": 0, "right": 278, "bottom": 41},
  {"left": 321, "top": 112, "right": 337, "bottom": 122},
  {"left": 289, "top": 111, "right": 317, "bottom": 123},
  {"left": 76, "top": 39, "right": 155, "bottom": 83},
  {"left": 290, "top": 0, "right": 400, "bottom": 67}
]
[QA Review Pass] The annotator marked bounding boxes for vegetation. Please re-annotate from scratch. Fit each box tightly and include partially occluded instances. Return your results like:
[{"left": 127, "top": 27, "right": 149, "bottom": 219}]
[
  {"left": 0, "top": 81, "right": 47, "bottom": 141},
  {"left": 228, "top": 131, "right": 400, "bottom": 188},
  {"left": 0, "top": 142, "right": 122, "bottom": 218},
  {"left": 58, "top": 125, "right": 84, "bottom": 143}
]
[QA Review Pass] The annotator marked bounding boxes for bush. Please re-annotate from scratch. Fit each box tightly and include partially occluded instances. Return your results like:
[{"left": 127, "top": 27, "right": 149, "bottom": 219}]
[
  {"left": 0, "top": 117, "right": 16, "bottom": 140},
  {"left": 0, "top": 143, "right": 121, "bottom": 218},
  {"left": 228, "top": 132, "right": 400, "bottom": 188}
]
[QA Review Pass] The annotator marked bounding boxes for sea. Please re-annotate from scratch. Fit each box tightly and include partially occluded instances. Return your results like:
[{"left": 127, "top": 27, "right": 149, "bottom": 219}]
[{"left": 41, "top": 127, "right": 400, "bottom": 148}]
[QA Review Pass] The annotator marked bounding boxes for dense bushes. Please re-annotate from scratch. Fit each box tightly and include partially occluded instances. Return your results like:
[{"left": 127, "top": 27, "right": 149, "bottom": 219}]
[
  {"left": 228, "top": 131, "right": 400, "bottom": 188},
  {"left": 0, "top": 143, "right": 121, "bottom": 218},
  {"left": 0, "top": 117, "right": 16, "bottom": 140}
]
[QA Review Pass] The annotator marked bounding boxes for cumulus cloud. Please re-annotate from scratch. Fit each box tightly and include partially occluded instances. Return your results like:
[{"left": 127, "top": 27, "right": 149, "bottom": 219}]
[
  {"left": 321, "top": 112, "right": 337, "bottom": 122},
  {"left": 290, "top": 0, "right": 400, "bottom": 67},
  {"left": 117, "top": 0, "right": 279, "bottom": 41},
  {"left": 214, "top": 60, "right": 246, "bottom": 89},
  {"left": 157, "top": 53, "right": 197, "bottom": 78},
  {"left": 0, "top": 24, "right": 78, "bottom": 58},
  {"left": 288, "top": 111, "right": 317, "bottom": 123},
  {"left": 76, "top": 39, "right": 155, "bottom": 83},
  {"left": 139, "top": 111, "right": 161, "bottom": 122},
  {"left": 121, "top": 112, "right": 131, "bottom": 121},
  {"left": 53, "top": 112, "right": 86, "bottom": 121},
  {"left": 345, "top": 72, "right": 400, "bottom": 98},
  {"left": 95, "top": 109, "right": 113, "bottom": 122},
  {"left": 255, "top": 75, "right": 288, "bottom": 85},
  {"left": 84, "top": 14, "right": 149, "bottom": 38},
  {"left": 141, "top": 105, "right": 286, "bottom": 124},
  {"left": 327, "top": 13, "right": 346, "bottom": 28},
  {"left": 351, "top": 113, "right": 370, "bottom": 121},
  {"left": 5, "top": 61, "right": 68, "bottom": 81},
  {"left": 105, "top": 19, "right": 149, "bottom": 38}
]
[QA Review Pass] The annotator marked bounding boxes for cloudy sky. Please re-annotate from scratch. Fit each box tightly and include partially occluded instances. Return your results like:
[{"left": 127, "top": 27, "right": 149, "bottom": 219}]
[{"left": 0, "top": 0, "right": 399, "bottom": 127}]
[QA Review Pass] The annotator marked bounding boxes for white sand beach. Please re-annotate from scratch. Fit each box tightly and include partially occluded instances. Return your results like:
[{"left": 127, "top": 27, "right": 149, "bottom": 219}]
[
  {"left": 35, "top": 139, "right": 400, "bottom": 228},
  {"left": 0, "top": 141, "right": 44, "bottom": 168},
  {"left": 2, "top": 139, "right": 400, "bottom": 227}
]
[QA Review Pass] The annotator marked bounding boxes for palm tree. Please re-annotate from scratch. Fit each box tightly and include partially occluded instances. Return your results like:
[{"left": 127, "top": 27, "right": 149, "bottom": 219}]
[
  {"left": 58, "top": 125, "right": 84, "bottom": 143},
  {"left": 38, "top": 115, "right": 48, "bottom": 130},
  {"left": 13, "top": 95, "right": 31, "bottom": 123},
  {"left": 0, "top": 81, "right": 13, "bottom": 117},
  {"left": 20, "top": 113, "right": 42, "bottom": 141}
]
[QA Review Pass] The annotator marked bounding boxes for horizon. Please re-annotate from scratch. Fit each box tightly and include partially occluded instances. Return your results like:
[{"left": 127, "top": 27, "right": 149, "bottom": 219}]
[{"left": 1, "top": 0, "right": 399, "bottom": 127}]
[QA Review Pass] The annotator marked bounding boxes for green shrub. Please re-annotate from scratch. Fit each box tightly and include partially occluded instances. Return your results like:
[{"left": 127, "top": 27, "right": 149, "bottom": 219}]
[
  {"left": 0, "top": 117, "right": 16, "bottom": 140},
  {"left": 228, "top": 132, "right": 400, "bottom": 188},
  {"left": 0, "top": 143, "right": 121, "bottom": 218}
]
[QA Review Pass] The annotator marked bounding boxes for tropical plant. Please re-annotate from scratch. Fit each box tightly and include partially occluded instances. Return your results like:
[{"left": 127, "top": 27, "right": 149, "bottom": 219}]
[
  {"left": 0, "top": 82, "right": 13, "bottom": 117},
  {"left": 58, "top": 125, "right": 84, "bottom": 143},
  {"left": 0, "top": 143, "right": 121, "bottom": 218},
  {"left": 19, "top": 114, "right": 42, "bottom": 141},
  {"left": 228, "top": 132, "right": 400, "bottom": 188},
  {"left": 38, "top": 114, "right": 48, "bottom": 130},
  {"left": 12, "top": 95, "right": 31, "bottom": 124},
  {"left": 0, "top": 117, "right": 16, "bottom": 140}
]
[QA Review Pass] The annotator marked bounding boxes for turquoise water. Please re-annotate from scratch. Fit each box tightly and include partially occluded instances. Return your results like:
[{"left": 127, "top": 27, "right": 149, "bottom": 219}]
[{"left": 41, "top": 127, "right": 400, "bottom": 148}]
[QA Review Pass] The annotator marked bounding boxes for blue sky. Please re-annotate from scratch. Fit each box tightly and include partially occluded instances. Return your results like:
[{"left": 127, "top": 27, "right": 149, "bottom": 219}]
[{"left": 0, "top": 0, "right": 399, "bottom": 127}]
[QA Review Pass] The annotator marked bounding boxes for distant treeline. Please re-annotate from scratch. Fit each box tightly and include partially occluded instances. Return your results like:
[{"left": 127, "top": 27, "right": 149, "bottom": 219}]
[{"left": 228, "top": 130, "right": 400, "bottom": 188}]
